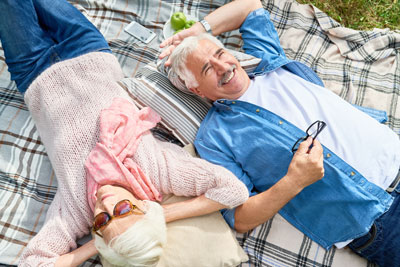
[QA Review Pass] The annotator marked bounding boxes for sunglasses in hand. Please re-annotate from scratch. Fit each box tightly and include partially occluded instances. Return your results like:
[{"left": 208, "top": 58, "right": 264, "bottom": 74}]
[{"left": 291, "top": 120, "right": 326, "bottom": 153}]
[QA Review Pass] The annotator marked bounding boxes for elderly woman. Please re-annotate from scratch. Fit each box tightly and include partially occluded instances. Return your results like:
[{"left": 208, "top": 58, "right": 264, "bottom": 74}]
[{"left": 0, "top": 0, "right": 249, "bottom": 266}]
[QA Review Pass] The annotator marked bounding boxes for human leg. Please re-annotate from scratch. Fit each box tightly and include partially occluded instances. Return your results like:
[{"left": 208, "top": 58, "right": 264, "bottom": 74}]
[
  {"left": 348, "top": 178, "right": 400, "bottom": 267},
  {"left": 0, "top": 0, "right": 111, "bottom": 94},
  {"left": 32, "top": 0, "right": 111, "bottom": 61},
  {"left": 0, "top": 0, "right": 55, "bottom": 93}
]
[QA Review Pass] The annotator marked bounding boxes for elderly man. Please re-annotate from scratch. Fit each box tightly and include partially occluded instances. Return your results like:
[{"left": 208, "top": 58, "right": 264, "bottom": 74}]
[{"left": 160, "top": 0, "right": 400, "bottom": 266}]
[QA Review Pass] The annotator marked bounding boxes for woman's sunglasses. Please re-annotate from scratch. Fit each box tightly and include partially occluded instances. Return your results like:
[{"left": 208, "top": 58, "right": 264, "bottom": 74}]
[{"left": 92, "top": 199, "right": 146, "bottom": 238}]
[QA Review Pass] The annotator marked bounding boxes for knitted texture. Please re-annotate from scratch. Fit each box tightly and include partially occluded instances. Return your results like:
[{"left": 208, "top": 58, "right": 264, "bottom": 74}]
[
  {"left": 86, "top": 97, "right": 163, "bottom": 212},
  {"left": 19, "top": 52, "right": 248, "bottom": 266}
]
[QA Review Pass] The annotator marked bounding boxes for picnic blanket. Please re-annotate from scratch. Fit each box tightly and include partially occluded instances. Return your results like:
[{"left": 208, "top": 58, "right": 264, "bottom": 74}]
[{"left": 1, "top": 0, "right": 399, "bottom": 266}]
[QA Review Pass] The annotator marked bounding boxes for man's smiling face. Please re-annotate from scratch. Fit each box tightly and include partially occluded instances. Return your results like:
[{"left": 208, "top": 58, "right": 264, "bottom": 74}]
[{"left": 185, "top": 39, "right": 250, "bottom": 101}]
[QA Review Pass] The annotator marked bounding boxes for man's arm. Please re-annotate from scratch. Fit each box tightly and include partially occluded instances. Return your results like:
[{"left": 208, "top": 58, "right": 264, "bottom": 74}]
[
  {"left": 234, "top": 137, "right": 324, "bottom": 232},
  {"left": 201, "top": 0, "right": 262, "bottom": 36},
  {"left": 159, "top": 0, "right": 262, "bottom": 63}
]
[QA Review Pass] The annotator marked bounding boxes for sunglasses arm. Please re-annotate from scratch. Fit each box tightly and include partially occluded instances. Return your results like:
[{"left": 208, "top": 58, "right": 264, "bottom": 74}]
[
  {"left": 54, "top": 239, "right": 98, "bottom": 267},
  {"left": 162, "top": 195, "right": 228, "bottom": 223}
]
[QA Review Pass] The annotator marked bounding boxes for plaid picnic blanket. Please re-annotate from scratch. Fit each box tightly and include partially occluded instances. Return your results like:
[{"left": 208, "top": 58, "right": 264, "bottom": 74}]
[{"left": 1, "top": 0, "right": 399, "bottom": 266}]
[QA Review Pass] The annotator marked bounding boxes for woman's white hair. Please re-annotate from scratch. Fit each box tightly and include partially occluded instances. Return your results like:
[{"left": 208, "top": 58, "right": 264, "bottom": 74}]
[
  {"left": 168, "top": 33, "right": 224, "bottom": 94},
  {"left": 94, "top": 201, "right": 167, "bottom": 267}
]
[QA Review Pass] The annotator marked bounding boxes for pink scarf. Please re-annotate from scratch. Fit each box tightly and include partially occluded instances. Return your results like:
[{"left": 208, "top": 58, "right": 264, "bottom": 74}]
[{"left": 86, "top": 98, "right": 162, "bottom": 211}]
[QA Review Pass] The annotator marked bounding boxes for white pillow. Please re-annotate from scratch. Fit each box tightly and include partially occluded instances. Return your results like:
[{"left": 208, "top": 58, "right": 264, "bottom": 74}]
[{"left": 157, "top": 195, "right": 248, "bottom": 267}]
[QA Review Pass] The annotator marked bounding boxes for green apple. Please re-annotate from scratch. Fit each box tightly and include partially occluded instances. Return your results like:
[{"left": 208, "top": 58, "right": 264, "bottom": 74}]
[
  {"left": 184, "top": 20, "right": 196, "bottom": 29},
  {"left": 174, "top": 29, "right": 183, "bottom": 35},
  {"left": 170, "top": 12, "right": 187, "bottom": 31}
]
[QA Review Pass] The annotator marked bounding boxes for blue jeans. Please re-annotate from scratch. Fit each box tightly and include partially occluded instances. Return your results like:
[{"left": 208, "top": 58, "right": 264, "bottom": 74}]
[
  {"left": 0, "top": 0, "right": 111, "bottom": 94},
  {"left": 348, "top": 180, "right": 400, "bottom": 267}
]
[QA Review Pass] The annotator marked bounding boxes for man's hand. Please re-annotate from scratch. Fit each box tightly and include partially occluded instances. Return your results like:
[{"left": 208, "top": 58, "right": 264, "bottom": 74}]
[
  {"left": 286, "top": 137, "right": 325, "bottom": 190},
  {"left": 234, "top": 137, "right": 324, "bottom": 233},
  {"left": 159, "top": 22, "right": 205, "bottom": 66},
  {"left": 159, "top": 0, "right": 263, "bottom": 66}
]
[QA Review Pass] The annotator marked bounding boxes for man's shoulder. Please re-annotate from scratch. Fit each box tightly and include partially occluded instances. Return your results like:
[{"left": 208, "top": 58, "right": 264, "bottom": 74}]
[{"left": 196, "top": 105, "right": 231, "bottom": 138}]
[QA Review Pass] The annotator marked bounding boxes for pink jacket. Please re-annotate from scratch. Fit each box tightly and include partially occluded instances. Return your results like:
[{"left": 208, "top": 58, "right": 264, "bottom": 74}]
[{"left": 86, "top": 98, "right": 162, "bottom": 211}]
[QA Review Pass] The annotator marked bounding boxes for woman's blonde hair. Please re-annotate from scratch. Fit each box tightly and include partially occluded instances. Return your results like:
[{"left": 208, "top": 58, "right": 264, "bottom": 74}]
[{"left": 94, "top": 201, "right": 167, "bottom": 267}]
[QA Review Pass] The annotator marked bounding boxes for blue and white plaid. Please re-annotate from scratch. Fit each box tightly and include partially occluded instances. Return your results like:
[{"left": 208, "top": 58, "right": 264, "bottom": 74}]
[{"left": 2, "top": 0, "right": 399, "bottom": 266}]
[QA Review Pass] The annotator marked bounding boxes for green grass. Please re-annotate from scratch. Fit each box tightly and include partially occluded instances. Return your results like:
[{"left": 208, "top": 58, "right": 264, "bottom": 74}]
[{"left": 297, "top": 0, "right": 400, "bottom": 30}]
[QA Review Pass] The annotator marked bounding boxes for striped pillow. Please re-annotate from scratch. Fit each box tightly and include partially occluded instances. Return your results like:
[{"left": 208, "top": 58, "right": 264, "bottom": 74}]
[{"left": 120, "top": 50, "right": 261, "bottom": 145}]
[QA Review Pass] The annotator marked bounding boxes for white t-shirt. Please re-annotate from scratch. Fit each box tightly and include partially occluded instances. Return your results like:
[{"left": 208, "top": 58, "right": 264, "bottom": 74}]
[{"left": 238, "top": 67, "right": 400, "bottom": 247}]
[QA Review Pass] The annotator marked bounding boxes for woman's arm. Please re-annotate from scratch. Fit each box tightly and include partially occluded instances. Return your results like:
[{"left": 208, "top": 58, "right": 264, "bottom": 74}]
[
  {"left": 55, "top": 240, "right": 97, "bottom": 267},
  {"left": 159, "top": 0, "right": 262, "bottom": 63},
  {"left": 19, "top": 197, "right": 93, "bottom": 267},
  {"left": 146, "top": 140, "right": 249, "bottom": 211},
  {"left": 163, "top": 195, "right": 227, "bottom": 223}
]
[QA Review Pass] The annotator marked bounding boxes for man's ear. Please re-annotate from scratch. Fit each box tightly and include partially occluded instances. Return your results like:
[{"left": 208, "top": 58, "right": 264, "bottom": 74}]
[{"left": 189, "top": 87, "right": 204, "bottom": 97}]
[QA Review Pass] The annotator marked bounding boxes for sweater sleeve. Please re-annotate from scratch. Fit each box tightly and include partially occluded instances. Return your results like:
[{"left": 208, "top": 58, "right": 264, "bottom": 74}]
[
  {"left": 19, "top": 195, "right": 88, "bottom": 266},
  {"left": 134, "top": 136, "right": 249, "bottom": 209}
]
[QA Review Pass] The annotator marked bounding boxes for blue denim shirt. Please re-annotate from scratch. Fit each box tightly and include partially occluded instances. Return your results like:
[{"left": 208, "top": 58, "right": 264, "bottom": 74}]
[{"left": 194, "top": 8, "right": 393, "bottom": 249}]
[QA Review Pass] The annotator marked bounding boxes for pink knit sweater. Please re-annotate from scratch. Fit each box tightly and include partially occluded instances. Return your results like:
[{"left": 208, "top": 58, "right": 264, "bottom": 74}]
[{"left": 19, "top": 52, "right": 248, "bottom": 266}]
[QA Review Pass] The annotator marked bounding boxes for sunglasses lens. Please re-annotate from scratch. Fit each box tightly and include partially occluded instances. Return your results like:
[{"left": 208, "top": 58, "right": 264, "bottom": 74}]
[
  {"left": 307, "top": 123, "right": 319, "bottom": 138},
  {"left": 115, "top": 200, "right": 133, "bottom": 216},
  {"left": 93, "top": 212, "right": 110, "bottom": 230},
  {"left": 307, "top": 121, "right": 326, "bottom": 139}
]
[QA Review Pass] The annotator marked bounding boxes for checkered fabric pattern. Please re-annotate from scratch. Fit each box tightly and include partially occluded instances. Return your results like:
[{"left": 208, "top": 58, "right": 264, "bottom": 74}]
[{"left": 1, "top": 0, "right": 399, "bottom": 266}]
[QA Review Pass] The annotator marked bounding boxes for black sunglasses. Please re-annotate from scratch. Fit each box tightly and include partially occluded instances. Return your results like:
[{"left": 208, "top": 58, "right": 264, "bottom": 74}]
[{"left": 291, "top": 120, "right": 326, "bottom": 153}]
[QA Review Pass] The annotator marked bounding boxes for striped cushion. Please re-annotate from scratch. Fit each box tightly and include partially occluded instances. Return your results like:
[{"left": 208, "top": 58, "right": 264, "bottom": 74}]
[{"left": 120, "top": 50, "right": 261, "bottom": 145}]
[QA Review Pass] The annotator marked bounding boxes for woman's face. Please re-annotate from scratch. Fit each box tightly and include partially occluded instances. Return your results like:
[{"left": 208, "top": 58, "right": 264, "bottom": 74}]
[{"left": 94, "top": 185, "right": 146, "bottom": 243}]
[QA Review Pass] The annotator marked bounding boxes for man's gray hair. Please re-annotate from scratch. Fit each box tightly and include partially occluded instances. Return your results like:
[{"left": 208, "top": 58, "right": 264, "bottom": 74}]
[
  {"left": 95, "top": 201, "right": 167, "bottom": 267},
  {"left": 168, "top": 33, "right": 224, "bottom": 94}
]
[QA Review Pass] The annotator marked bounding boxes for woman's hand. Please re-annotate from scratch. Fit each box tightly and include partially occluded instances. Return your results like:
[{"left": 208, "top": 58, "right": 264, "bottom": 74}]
[
  {"left": 159, "top": 22, "right": 206, "bottom": 66},
  {"left": 55, "top": 239, "right": 98, "bottom": 267}
]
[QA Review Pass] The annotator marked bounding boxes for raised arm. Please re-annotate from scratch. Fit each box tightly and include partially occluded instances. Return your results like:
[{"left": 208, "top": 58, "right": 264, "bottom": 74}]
[
  {"left": 201, "top": 0, "right": 262, "bottom": 36},
  {"left": 159, "top": 0, "right": 262, "bottom": 63}
]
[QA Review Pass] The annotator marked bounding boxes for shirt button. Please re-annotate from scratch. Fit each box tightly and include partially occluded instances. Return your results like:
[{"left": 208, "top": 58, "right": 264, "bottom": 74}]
[
  {"left": 350, "top": 171, "right": 355, "bottom": 176},
  {"left": 219, "top": 100, "right": 224, "bottom": 103},
  {"left": 279, "top": 121, "right": 283, "bottom": 125},
  {"left": 256, "top": 109, "right": 260, "bottom": 113},
  {"left": 326, "top": 153, "right": 331, "bottom": 158},
  {"left": 232, "top": 101, "right": 236, "bottom": 104}
]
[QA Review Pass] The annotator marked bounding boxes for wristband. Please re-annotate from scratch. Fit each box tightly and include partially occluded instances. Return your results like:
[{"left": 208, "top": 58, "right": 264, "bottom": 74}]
[{"left": 199, "top": 19, "right": 212, "bottom": 34}]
